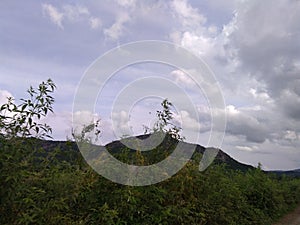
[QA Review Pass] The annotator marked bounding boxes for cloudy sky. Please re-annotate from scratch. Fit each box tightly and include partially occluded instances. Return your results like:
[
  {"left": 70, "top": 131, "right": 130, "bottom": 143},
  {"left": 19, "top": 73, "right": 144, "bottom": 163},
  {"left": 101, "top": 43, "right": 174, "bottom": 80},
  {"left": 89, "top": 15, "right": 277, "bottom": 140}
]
[{"left": 1, "top": 0, "right": 300, "bottom": 170}]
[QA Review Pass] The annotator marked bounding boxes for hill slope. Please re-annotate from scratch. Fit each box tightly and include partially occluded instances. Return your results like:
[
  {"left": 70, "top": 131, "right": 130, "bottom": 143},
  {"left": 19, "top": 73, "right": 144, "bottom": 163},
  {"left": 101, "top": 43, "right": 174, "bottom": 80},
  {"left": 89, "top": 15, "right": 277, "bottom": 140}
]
[
  {"left": 33, "top": 134, "right": 300, "bottom": 175},
  {"left": 35, "top": 133, "right": 254, "bottom": 172}
]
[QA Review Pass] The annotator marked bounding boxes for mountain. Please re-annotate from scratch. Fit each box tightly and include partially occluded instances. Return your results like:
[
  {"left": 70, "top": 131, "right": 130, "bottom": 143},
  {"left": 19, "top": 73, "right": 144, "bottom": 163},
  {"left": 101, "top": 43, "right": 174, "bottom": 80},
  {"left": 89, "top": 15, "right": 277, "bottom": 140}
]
[
  {"left": 267, "top": 169, "right": 300, "bottom": 178},
  {"left": 33, "top": 133, "right": 254, "bottom": 172},
  {"left": 104, "top": 133, "right": 254, "bottom": 171},
  {"left": 35, "top": 135, "right": 300, "bottom": 177}
]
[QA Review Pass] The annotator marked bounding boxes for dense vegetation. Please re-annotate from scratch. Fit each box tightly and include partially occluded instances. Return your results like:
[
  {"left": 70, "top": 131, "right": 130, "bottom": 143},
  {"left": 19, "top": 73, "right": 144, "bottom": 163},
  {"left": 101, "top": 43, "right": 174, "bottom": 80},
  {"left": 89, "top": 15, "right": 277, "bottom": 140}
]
[{"left": 1, "top": 80, "right": 300, "bottom": 224}]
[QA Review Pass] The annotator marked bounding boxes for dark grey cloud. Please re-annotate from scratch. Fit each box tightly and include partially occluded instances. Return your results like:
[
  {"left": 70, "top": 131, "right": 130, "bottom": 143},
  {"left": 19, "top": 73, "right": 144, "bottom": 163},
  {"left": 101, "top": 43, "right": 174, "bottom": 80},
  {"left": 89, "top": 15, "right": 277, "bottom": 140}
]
[
  {"left": 226, "top": 0, "right": 300, "bottom": 122},
  {"left": 226, "top": 107, "right": 269, "bottom": 143}
]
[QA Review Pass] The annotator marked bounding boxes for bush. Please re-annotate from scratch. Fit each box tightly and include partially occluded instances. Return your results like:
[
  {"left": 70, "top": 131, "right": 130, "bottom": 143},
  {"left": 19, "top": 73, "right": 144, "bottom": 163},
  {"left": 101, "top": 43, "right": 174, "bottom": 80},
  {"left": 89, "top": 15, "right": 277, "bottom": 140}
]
[{"left": 1, "top": 80, "right": 300, "bottom": 224}]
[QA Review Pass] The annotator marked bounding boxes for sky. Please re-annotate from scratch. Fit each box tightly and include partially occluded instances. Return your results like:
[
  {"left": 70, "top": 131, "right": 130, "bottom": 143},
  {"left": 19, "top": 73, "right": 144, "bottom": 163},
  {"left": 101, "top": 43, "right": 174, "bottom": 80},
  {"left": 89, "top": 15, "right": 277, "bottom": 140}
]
[{"left": 1, "top": 0, "right": 300, "bottom": 170}]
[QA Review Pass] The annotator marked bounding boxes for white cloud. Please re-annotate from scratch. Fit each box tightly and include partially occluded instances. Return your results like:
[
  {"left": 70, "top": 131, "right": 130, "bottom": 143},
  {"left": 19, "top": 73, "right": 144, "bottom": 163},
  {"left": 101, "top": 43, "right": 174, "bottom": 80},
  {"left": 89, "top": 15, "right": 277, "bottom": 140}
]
[
  {"left": 104, "top": 13, "right": 130, "bottom": 40},
  {"left": 3, "top": 0, "right": 300, "bottom": 169},
  {"left": 42, "top": 3, "right": 64, "bottom": 29},
  {"left": 73, "top": 110, "right": 100, "bottom": 129},
  {"left": 169, "top": 0, "right": 222, "bottom": 59},
  {"left": 226, "top": 105, "right": 239, "bottom": 114},
  {"left": 111, "top": 110, "right": 131, "bottom": 137},
  {"left": 0, "top": 90, "right": 13, "bottom": 105},
  {"left": 43, "top": 110, "right": 115, "bottom": 144},
  {"left": 89, "top": 17, "right": 102, "bottom": 29},
  {"left": 174, "top": 110, "right": 200, "bottom": 132},
  {"left": 169, "top": 0, "right": 300, "bottom": 153},
  {"left": 249, "top": 88, "right": 273, "bottom": 105},
  {"left": 42, "top": 3, "right": 102, "bottom": 30},
  {"left": 236, "top": 145, "right": 254, "bottom": 152},
  {"left": 180, "top": 31, "right": 215, "bottom": 56},
  {"left": 225, "top": 0, "right": 300, "bottom": 99},
  {"left": 41, "top": 111, "right": 72, "bottom": 140},
  {"left": 62, "top": 4, "right": 90, "bottom": 22},
  {"left": 0, "top": 90, "right": 15, "bottom": 123},
  {"left": 70, "top": 110, "right": 102, "bottom": 142},
  {"left": 284, "top": 130, "right": 298, "bottom": 141},
  {"left": 171, "top": 0, "right": 206, "bottom": 28},
  {"left": 116, "top": 0, "right": 136, "bottom": 8},
  {"left": 171, "top": 70, "right": 195, "bottom": 87}
]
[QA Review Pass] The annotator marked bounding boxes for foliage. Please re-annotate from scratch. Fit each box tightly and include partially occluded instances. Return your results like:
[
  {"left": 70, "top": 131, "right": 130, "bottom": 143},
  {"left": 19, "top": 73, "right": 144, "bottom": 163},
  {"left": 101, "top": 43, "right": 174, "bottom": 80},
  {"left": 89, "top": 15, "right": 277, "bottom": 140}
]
[
  {"left": 71, "top": 119, "right": 101, "bottom": 144},
  {"left": 1, "top": 81, "right": 300, "bottom": 224},
  {"left": 0, "top": 79, "right": 57, "bottom": 224},
  {"left": 1, "top": 141, "right": 300, "bottom": 225},
  {"left": 0, "top": 78, "right": 56, "bottom": 139},
  {"left": 150, "top": 99, "right": 184, "bottom": 141}
]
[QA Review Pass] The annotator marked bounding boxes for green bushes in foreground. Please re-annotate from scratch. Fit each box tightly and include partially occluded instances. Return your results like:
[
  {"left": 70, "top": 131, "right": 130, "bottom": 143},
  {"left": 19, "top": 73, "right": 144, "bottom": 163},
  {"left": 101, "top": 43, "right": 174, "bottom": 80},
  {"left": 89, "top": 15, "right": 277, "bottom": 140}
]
[{"left": 0, "top": 139, "right": 300, "bottom": 225}]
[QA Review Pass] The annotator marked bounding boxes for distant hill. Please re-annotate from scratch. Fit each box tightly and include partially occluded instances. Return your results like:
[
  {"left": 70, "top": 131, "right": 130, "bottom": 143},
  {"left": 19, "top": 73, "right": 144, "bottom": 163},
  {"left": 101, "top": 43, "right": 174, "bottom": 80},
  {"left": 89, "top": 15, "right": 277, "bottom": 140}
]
[
  {"left": 33, "top": 133, "right": 254, "bottom": 172},
  {"left": 267, "top": 169, "right": 300, "bottom": 178},
  {"left": 34, "top": 135, "right": 300, "bottom": 177},
  {"left": 105, "top": 133, "right": 254, "bottom": 171}
]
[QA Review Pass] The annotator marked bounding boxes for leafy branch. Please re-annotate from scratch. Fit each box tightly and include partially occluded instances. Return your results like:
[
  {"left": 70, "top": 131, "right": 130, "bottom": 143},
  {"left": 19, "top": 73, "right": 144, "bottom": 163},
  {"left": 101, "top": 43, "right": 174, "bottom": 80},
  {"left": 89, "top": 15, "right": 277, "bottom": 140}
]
[
  {"left": 151, "top": 99, "right": 184, "bottom": 141},
  {"left": 0, "top": 79, "right": 56, "bottom": 139}
]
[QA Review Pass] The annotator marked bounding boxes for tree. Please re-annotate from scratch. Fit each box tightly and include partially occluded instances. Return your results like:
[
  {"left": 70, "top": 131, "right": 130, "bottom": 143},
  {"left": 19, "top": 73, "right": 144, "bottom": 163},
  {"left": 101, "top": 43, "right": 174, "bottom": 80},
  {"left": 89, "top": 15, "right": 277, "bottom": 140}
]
[
  {"left": 152, "top": 99, "right": 184, "bottom": 141},
  {"left": 0, "top": 79, "right": 56, "bottom": 139},
  {"left": 0, "top": 79, "right": 57, "bottom": 224}
]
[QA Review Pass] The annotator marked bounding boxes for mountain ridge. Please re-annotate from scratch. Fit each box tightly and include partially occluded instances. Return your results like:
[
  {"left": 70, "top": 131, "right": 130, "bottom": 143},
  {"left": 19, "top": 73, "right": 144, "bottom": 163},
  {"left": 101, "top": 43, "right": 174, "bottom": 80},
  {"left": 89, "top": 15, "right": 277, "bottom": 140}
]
[{"left": 32, "top": 134, "right": 299, "bottom": 176}]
